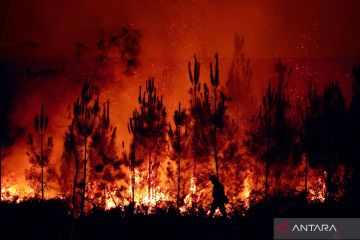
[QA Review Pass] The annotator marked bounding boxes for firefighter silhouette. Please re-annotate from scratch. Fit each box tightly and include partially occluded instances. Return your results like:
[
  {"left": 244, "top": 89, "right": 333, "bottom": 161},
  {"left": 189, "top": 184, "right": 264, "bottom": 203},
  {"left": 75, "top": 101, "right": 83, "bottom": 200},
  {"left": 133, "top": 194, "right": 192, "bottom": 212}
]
[{"left": 209, "top": 175, "right": 228, "bottom": 217}]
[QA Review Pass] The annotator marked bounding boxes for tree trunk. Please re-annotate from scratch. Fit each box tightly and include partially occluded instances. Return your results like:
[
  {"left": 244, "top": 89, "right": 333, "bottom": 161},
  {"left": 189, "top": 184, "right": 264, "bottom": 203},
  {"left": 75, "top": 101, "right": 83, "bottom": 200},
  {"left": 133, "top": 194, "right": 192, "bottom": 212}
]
[
  {"left": 265, "top": 112, "right": 270, "bottom": 202},
  {"left": 131, "top": 141, "right": 135, "bottom": 203},
  {"left": 193, "top": 87, "right": 197, "bottom": 178},
  {"left": 176, "top": 126, "right": 181, "bottom": 208},
  {"left": 194, "top": 86, "right": 197, "bottom": 108},
  {"left": 72, "top": 151, "right": 79, "bottom": 212},
  {"left": 214, "top": 86, "right": 219, "bottom": 179},
  {"left": 69, "top": 122, "right": 80, "bottom": 215},
  {"left": 40, "top": 132, "right": 44, "bottom": 201},
  {"left": 177, "top": 154, "right": 181, "bottom": 208},
  {"left": 80, "top": 136, "right": 87, "bottom": 216},
  {"left": 70, "top": 126, "right": 79, "bottom": 240},
  {"left": 265, "top": 159, "right": 269, "bottom": 202},
  {"left": 131, "top": 165, "right": 135, "bottom": 202},
  {"left": 325, "top": 165, "right": 336, "bottom": 202},
  {"left": 148, "top": 151, "right": 152, "bottom": 204},
  {"left": 214, "top": 126, "right": 218, "bottom": 179}
]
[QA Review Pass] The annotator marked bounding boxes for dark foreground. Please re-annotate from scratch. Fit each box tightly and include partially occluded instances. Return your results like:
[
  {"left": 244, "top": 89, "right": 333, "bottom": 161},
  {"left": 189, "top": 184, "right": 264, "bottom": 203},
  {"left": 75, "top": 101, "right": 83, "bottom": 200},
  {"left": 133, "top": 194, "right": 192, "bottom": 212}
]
[{"left": 0, "top": 197, "right": 358, "bottom": 240}]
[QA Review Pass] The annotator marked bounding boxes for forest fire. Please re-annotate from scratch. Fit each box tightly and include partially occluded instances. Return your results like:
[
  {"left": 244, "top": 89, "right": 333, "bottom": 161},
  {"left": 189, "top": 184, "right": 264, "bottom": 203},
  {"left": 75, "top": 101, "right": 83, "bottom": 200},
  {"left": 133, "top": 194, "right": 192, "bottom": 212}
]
[
  {"left": 0, "top": 45, "right": 350, "bottom": 217},
  {"left": 1, "top": 1, "right": 360, "bottom": 240},
  {"left": 0, "top": 137, "right": 330, "bottom": 214}
]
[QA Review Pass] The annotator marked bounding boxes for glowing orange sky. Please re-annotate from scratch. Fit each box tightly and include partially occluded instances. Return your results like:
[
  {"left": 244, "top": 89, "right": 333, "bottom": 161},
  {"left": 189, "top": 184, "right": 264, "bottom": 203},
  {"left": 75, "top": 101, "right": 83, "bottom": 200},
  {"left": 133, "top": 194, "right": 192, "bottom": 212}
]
[{"left": 1, "top": 0, "right": 360, "bottom": 59}]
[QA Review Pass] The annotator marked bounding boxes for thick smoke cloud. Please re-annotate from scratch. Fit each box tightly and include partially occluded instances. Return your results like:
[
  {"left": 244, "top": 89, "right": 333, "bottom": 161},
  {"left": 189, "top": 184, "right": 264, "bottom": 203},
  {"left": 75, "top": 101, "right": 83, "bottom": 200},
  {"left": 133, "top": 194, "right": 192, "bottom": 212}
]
[{"left": 0, "top": 60, "right": 25, "bottom": 148}]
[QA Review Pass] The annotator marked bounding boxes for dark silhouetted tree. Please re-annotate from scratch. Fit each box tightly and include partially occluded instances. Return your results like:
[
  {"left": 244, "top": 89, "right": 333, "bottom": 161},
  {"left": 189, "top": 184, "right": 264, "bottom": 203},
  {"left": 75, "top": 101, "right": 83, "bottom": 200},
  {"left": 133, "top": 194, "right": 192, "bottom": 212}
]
[
  {"left": 349, "top": 65, "right": 360, "bottom": 203},
  {"left": 89, "top": 100, "right": 125, "bottom": 208},
  {"left": 210, "top": 53, "right": 230, "bottom": 179},
  {"left": 63, "top": 80, "right": 99, "bottom": 216},
  {"left": 210, "top": 53, "right": 242, "bottom": 182},
  {"left": 301, "top": 79, "right": 347, "bottom": 201},
  {"left": 134, "top": 78, "right": 168, "bottom": 203},
  {"left": 301, "top": 79, "right": 322, "bottom": 200},
  {"left": 210, "top": 53, "right": 220, "bottom": 178},
  {"left": 64, "top": 30, "right": 141, "bottom": 204},
  {"left": 26, "top": 105, "right": 56, "bottom": 200},
  {"left": 128, "top": 108, "right": 144, "bottom": 203},
  {"left": 186, "top": 54, "right": 242, "bottom": 208},
  {"left": 245, "top": 60, "right": 293, "bottom": 201},
  {"left": 316, "top": 81, "right": 346, "bottom": 201},
  {"left": 168, "top": 102, "right": 188, "bottom": 208},
  {"left": 63, "top": 28, "right": 138, "bottom": 214},
  {"left": 188, "top": 55, "right": 205, "bottom": 176}
]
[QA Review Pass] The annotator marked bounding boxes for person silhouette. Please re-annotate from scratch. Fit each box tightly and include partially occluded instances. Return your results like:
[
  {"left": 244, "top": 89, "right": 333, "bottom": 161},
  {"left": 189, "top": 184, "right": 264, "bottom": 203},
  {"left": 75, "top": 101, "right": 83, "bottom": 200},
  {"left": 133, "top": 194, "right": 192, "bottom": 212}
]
[{"left": 209, "top": 175, "right": 228, "bottom": 217}]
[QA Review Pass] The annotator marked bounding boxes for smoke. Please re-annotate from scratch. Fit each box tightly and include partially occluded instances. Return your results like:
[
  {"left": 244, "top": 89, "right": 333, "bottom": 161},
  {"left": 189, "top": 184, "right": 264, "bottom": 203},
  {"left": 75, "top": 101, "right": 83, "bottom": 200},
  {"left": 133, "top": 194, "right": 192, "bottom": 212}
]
[
  {"left": 0, "top": 26, "right": 142, "bottom": 180},
  {"left": 0, "top": 59, "right": 25, "bottom": 148}
]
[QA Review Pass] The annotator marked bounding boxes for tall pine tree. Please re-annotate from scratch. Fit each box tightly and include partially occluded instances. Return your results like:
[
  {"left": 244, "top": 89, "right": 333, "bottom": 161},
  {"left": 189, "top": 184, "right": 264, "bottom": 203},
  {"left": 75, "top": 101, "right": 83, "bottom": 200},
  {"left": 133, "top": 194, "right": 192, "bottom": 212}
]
[
  {"left": 132, "top": 78, "right": 168, "bottom": 204},
  {"left": 245, "top": 60, "right": 294, "bottom": 201},
  {"left": 26, "top": 105, "right": 56, "bottom": 200}
]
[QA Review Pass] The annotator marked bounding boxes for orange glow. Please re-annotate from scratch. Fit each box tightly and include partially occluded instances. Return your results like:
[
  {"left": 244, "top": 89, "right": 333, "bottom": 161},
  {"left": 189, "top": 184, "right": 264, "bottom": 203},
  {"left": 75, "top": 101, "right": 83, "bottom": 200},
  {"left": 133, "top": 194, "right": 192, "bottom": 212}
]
[{"left": 0, "top": 1, "right": 355, "bottom": 216}]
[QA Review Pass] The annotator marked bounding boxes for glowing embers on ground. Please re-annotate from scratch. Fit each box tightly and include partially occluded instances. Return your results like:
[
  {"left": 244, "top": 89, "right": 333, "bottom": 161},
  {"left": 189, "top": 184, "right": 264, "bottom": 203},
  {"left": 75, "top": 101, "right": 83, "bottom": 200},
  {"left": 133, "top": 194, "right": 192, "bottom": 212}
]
[
  {"left": 307, "top": 171, "right": 326, "bottom": 202},
  {"left": 1, "top": 174, "right": 35, "bottom": 203}
]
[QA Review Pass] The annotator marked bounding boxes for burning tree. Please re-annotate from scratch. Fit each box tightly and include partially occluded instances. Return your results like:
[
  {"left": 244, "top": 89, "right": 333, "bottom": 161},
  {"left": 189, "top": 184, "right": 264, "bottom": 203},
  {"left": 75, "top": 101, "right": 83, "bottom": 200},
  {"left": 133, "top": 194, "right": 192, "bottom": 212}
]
[
  {"left": 75, "top": 81, "right": 100, "bottom": 215},
  {"left": 132, "top": 78, "right": 168, "bottom": 203},
  {"left": 210, "top": 53, "right": 234, "bottom": 179},
  {"left": 25, "top": 105, "right": 56, "bottom": 200},
  {"left": 89, "top": 100, "right": 126, "bottom": 208},
  {"left": 209, "top": 53, "right": 243, "bottom": 205},
  {"left": 210, "top": 53, "right": 221, "bottom": 178},
  {"left": 302, "top": 81, "right": 347, "bottom": 201},
  {"left": 188, "top": 55, "right": 211, "bottom": 178},
  {"left": 301, "top": 79, "right": 322, "bottom": 199},
  {"left": 186, "top": 54, "right": 242, "bottom": 208},
  {"left": 127, "top": 109, "right": 144, "bottom": 203},
  {"left": 168, "top": 102, "right": 188, "bottom": 208},
  {"left": 62, "top": 80, "right": 100, "bottom": 216},
  {"left": 60, "top": 27, "right": 141, "bottom": 214},
  {"left": 245, "top": 60, "right": 294, "bottom": 201}
]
